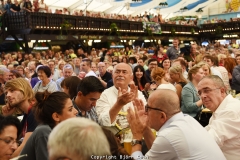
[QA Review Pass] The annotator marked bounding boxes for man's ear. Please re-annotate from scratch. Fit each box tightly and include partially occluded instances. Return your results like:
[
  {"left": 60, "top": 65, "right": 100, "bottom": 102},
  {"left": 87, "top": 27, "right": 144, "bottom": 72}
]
[{"left": 77, "top": 91, "right": 83, "bottom": 98}]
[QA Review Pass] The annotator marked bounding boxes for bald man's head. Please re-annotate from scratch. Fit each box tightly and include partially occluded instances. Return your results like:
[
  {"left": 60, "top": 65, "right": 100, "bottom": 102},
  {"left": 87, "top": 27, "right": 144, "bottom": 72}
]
[{"left": 149, "top": 89, "right": 180, "bottom": 117}]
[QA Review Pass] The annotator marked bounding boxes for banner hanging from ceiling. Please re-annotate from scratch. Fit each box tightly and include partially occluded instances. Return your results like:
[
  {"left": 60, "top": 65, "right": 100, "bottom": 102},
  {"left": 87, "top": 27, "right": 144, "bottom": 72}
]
[{"left": 142, "top": 22, "right": 161, "bottom": 34}]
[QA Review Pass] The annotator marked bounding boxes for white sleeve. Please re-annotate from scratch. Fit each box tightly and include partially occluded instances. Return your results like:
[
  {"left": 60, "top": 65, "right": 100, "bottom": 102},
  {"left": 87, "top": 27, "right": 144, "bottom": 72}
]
[
  {"left": 96, "top": 92, "right": 113, "bottom": 126},
  {"left": 205, "top": 109, "right": 240, "bottom": 147}
]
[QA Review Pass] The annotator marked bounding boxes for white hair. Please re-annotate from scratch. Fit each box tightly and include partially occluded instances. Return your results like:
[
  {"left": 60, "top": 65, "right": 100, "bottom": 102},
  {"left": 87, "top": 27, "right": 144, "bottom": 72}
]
[
  {"left": 0, "top": 67, "right": 10, "bottom": 75},
  {"left": 48, "top": 118, "right": 111, "bottom": 160},
  {"left": 63, "top": 64, "right": 73, "bottom": 71}
]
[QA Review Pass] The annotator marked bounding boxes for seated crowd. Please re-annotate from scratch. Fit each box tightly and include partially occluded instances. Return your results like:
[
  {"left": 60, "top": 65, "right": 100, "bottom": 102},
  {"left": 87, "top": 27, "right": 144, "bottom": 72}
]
[{"left": 0, "top": 38, "right": 240, "bottom": 160}]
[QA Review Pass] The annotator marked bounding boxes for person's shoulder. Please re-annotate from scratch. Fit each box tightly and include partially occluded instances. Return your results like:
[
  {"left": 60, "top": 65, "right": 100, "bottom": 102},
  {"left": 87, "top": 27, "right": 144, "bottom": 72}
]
[{"left": 32, "top": 125, "right": 52, "bottom": 138}]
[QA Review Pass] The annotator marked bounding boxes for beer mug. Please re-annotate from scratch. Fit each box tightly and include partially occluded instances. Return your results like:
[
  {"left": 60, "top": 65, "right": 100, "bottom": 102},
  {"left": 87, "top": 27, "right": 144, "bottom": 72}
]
[{"left": 123, "top": 130, "right": 133, "bottom": 155}]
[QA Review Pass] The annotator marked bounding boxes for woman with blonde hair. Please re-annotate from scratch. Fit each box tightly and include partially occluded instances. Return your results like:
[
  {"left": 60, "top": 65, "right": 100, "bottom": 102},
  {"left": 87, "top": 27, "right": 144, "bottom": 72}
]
[
  {"left": 197, "top": 61, "right": 212, "bottom": 76},
  {"left": 57, "top": 60, "right": 66, "bottom": 77},
  {"left": 217, "top": 54, "right": 226, "bottom": 66},
  {"left": 169, "top": 65, "right": 187, "bottom": 100},
  {"left": 151, "top": 67, "right": 176, "bottom": 92},
  {"left": 181, "top": 64, "right": 205, "bottom": 118}
]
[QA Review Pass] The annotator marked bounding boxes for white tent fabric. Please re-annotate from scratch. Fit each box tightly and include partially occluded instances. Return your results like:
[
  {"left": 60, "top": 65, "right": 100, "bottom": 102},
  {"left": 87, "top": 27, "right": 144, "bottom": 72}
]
[{"left": 43, "top": 0, "right": 225, "bottom": 18}]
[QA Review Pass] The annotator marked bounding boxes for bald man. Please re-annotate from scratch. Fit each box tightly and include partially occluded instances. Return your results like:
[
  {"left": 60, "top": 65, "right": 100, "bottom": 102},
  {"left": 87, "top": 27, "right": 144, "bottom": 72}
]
[
  {"left": 96, "top": 63, "right": 146, "bottom": 133},
  {"left": 127, "top": 89, "right": 226, "bottom": 160}
]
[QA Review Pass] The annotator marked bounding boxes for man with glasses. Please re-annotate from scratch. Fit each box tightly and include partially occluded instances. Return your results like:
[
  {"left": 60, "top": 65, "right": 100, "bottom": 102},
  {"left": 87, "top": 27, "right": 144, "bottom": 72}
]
[
  {"left": 98, "top": 62, "right": 112, "bottom": 88},
  {"left": 96, "top": 63, "right": 146, "bottom": 134},
  {"left": 127, "top": 89, "right": 226, "bottom": 160},
  {"left": 198, "top": 75, "right": 240, "bottom": 160},
  {"left": 145, "top": 59, "right": 158, "bottom": 82}
]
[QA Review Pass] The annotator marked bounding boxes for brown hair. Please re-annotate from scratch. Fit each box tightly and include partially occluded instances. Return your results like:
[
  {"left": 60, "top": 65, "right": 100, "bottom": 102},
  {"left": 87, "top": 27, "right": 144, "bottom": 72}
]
[
  {"left": 34, "top": 91, "right": 70, "bottom": 128},
  {"left": 61, "top": 76, "right": 81, "bottom": 99},
  {"left": 223, "top": 58, "right": 237, "bottom": 74},
  {"left": 151, "top": 67, "right": 165, "bottom": 81}
]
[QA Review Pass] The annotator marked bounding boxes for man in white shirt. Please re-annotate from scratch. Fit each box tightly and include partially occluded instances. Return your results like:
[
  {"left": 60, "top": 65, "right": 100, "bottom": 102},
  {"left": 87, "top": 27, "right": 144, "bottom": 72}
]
[
  {"left": 96, "top": 63, "right": 146, "bottom": 133},
  {"left": 198, "top": 75, "right": 240, "bottom": 160},
  {"left": 127, "top": 89, "right": 226, "bottom": 160},
  {"left": 81, "top": 58, "right": 97, "bottom": 77},
  {"left": 203, "top": 55, "right": 223, "bottom": 79}
]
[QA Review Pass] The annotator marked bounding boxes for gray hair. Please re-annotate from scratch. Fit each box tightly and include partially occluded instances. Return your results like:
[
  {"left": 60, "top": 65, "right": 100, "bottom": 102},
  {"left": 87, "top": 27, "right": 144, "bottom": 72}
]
[
  {"left": 0, "top": 67, "right": 10, "bottom": 75},
  {"left": 48, "top": 118, "right": 111, "bottom": 160},
  {"left": 63, "top": 64, "right": 73, "bottom": 71},
  {"left": 200, "top": 75, "right": 225, "bottom": 88}
]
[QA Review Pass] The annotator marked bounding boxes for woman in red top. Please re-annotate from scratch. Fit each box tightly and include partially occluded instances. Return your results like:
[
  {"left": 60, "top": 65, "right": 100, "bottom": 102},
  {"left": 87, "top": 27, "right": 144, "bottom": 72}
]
[{"left": 152, "top": 45, "right": 168, "bottom": 65}]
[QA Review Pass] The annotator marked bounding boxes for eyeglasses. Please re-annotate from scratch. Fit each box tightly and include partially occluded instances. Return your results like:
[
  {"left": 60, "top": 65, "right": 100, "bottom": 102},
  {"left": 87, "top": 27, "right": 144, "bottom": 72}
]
[
  {"left": 0, "top": 137, "right": 19, "bottom": 146},
  {"left": 145, "top": 104, "right": 165, "bottom": 113},
  {"left": 197, "top": 88, "right": 221, "bottom": 96}
]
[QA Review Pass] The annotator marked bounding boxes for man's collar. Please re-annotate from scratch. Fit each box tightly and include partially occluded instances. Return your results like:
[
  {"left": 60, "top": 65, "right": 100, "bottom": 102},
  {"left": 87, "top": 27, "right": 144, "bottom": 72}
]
[{"left": 159, "top": 112, "right": 184, "bottom": 132}]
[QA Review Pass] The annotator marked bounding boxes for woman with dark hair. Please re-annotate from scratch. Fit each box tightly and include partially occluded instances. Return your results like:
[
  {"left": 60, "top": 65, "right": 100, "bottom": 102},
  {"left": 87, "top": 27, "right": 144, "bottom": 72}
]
[
  {"left": 133, "top": 65, "right": 148, "bottom": 91},
  {"left": 33, "top": 66, "right": 58, "bottom": 93},
  {"left": 20, "top": 91, "right": 77, "bottom": 160},
  {"left": 0, "top": 115, "right": 21, "bottom": 160},
  {"left": 122, "top": 57, "right": 129, "bottom": 64},
  {"left": 161, "top": 58, "right": 171, "bottom": 81},
  {"left": 152, "top": 45, "right": 168, "bottom": 65},
  {"left": 61, "top": 76, "right": 81, "bottom": 99}
]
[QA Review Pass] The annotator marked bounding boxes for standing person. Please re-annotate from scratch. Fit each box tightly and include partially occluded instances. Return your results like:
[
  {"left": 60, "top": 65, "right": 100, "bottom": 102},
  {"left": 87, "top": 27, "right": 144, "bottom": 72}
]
[
  {"left": 2, "top": 78, "right": 38, "bottom": 158},
  {"left": 166, "top": 38, "right": 180, "bottom": 60},
  {"left": 20, "top": 91, "right": 77, "bottom": 160},
  {"left": 4, "top": 0, "right": 11, "bottom": 14},
  {"left": 38, "top": 0, "right": 47, "bottom": 13},
  {"left": 127, "top": 90, "right": 226, "bottom": 160},
  {"left": 23, "top": 0, "right": 32, "bottom": 12},
  {"left": 181, "top": 65, "right": 205, "bottom": 117},
  {"left": 10, "top": 0, "right": 20, "bottom": 12},
  {"left": 198, "top": 75, "right": 240, "bottom": 159}
]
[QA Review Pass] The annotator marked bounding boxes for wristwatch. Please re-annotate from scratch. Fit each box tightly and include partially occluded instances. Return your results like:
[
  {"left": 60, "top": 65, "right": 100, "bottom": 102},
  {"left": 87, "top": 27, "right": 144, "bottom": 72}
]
[{"left": 131, "top": 139, "right": 142, "bottom": 146}]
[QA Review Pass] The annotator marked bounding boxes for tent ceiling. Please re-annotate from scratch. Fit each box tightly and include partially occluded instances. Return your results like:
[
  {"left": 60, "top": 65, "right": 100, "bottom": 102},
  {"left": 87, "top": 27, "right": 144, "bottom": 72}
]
[{"left": 44, "top": 0, "right": 222, "bottom": 18}]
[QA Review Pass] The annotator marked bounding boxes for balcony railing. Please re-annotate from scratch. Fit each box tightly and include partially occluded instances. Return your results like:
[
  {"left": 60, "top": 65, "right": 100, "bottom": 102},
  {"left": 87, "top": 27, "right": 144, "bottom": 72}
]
[{"left": 2, "top": 12, "right": 200, "bottom": 36}]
